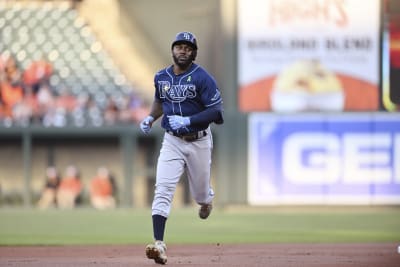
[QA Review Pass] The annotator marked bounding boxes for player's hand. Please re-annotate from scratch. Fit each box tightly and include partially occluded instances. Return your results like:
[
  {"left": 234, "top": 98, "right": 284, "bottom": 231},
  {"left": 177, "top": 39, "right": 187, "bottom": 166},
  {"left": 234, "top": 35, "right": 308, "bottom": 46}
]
[
  {"left": 168, "top": 115, "right": 190, "bottom": 130},
  {"left": 140, "top": 115, "right": 154, "bottom": 134}
]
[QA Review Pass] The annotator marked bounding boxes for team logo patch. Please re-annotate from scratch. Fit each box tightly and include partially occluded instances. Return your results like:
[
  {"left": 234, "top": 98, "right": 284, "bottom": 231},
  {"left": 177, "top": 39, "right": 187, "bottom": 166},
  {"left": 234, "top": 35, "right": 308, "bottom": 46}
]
[{"left": 211, "top": 89, "right": 221, "bottom": 101}]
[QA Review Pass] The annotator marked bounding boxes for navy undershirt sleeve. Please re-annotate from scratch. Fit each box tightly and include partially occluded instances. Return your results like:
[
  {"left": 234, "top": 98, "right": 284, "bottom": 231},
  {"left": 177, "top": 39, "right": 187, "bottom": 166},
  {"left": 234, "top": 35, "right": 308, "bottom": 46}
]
[{"left": 189, "top": 104, "right": 224, "bottom": 126}]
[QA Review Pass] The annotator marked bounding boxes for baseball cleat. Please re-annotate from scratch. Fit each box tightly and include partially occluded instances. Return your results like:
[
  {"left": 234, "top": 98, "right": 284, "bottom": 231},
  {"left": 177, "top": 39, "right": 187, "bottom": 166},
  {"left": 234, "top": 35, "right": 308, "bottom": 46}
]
[
  {"left": 146, "top": 240, "right": 167, "bottom": 265},
  {"left": 199, "top": 203, "right": 213, "bottom": 219}
]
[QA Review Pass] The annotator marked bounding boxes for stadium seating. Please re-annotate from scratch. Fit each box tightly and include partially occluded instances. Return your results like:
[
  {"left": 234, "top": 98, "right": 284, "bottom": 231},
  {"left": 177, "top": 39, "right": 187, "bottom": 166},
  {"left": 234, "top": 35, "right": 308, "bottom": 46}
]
[{"left": 0, "top": 1, "right": 147, "bottom": 127}]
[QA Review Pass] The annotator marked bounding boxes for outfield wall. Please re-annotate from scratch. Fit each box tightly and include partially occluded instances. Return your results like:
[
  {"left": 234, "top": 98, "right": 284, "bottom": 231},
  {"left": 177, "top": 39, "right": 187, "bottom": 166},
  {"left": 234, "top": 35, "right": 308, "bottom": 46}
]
[{"left": 248, "top": 113, "right": 400, "bottom": 205}]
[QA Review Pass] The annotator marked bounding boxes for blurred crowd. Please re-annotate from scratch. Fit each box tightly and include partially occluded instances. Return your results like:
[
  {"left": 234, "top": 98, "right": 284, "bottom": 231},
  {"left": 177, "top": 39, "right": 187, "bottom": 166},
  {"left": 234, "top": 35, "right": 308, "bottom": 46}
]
[
  {"left": 0, "top": 52, "right": 149, "bottom": 127},
  {"left": 37, "top": 165, "right": 117, "bottom": 210}
]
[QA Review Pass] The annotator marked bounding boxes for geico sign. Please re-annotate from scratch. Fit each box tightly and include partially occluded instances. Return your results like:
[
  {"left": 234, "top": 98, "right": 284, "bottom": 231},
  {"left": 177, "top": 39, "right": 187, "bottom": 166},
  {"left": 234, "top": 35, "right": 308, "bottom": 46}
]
[{"left": 282, "top": 133, "right": 400, "bottom": 184}]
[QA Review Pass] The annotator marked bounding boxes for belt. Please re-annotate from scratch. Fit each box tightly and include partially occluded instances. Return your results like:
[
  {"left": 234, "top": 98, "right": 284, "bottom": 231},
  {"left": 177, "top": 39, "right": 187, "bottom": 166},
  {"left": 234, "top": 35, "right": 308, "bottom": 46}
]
[{"left": 167, "top": 130, "right": 207, "bottom": 142}]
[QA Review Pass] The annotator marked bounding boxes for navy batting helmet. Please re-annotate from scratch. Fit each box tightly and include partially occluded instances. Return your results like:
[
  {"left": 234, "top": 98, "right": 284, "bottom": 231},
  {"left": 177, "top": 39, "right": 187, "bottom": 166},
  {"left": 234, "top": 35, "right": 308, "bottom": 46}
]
[{"left": 171, "top": 31, "right": 198, "bottom": 50}]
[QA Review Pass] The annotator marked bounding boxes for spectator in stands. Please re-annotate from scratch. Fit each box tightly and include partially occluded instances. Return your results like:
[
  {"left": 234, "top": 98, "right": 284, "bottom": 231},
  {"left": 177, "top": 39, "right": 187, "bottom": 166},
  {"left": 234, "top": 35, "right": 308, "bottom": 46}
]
[
  {"left": 0, "top": 48, "right": 149, "bottom": 127},
  {"left": 37, "top": 166, "right": 61, "bottom": 210},
  {"left": 89, "top": 167, "right": 116, "bottom": 210},
  {"left": 104, "top": 98, "right": 119, "bottom": 125},
  {"left": 22, "top": 58, "right": 53, "bottom": 95},
  {"left": 0, "top": 53, "right": 24, "bottom": 119},
  {"left": 56, "top": 165, "right": 83, "bottom": 209},
  {"left": 55, "top": 87, "right": 77, "bottom": 113},
  {"left": 12, "top": 85, "right": 39, "bottom": 126},
  {"left": 42, "top": 88, "right": 76, "bottom": 127},
  {"left": 0, "top": 52, "right": 4, "bottom": 117},
  {"left": 85, "top": 94, "right": 103, "bottom": 126},
  {"left": 36, "top": 81, "right": 55, "bottom": 121}
]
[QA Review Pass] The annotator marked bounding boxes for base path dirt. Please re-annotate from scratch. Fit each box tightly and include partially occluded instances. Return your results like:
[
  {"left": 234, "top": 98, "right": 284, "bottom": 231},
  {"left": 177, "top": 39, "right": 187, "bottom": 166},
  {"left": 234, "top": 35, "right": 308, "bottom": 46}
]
[{"left": 0, "top": 243, "right": 399, "bottom": 267}]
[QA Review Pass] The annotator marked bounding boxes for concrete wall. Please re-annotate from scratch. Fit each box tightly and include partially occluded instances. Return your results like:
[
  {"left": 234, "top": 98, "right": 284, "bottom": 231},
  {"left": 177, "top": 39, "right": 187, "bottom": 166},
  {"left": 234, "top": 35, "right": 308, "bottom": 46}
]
[{"left": 118, "top": 0, "right": 221, "bottom": 76}]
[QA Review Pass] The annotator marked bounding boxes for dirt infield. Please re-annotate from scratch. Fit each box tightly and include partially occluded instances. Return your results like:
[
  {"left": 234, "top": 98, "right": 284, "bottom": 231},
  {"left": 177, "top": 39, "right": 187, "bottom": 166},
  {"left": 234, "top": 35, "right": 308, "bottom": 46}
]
[{"left": 0, "top": 243, "right": 399, "bottom": 267}]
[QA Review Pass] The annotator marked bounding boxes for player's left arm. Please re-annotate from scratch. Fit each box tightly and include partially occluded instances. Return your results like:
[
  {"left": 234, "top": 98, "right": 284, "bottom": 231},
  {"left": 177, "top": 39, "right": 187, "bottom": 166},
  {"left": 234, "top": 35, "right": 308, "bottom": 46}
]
[
  {"left": 189, "top": 75, "right": 224, "bottom": 126},
  {"left": 189, "top": 102, "right": 224, "bottom": 125},
  {"left": 168, "top": 102, "right": 223, "bottom": 130}
]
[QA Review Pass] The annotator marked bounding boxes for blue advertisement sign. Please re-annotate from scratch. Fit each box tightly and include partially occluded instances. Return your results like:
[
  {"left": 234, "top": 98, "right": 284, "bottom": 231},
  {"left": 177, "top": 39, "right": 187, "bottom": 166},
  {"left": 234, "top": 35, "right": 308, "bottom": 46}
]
[{"left": 248, "top": 114, "right": 400, "bottom": 205}]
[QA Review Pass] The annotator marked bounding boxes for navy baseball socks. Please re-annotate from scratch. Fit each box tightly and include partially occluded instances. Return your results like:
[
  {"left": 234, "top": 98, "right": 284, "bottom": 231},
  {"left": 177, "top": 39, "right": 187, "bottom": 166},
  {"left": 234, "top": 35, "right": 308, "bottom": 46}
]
[
  {"left": 152, "top": 215, "right": 166, "bottom": 241},
  {"left": 146, "top": 215, "right": 168, "bottom": 264}
]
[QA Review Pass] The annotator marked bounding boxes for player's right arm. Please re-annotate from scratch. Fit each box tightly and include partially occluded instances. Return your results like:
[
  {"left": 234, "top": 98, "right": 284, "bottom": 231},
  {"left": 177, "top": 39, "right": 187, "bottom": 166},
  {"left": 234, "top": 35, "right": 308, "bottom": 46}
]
[
  {"left": 140, "top": 99, "right": 163, "bottom": 134},
  {"left": 148, "top": 99, "right": 163, "bottom": 122}
]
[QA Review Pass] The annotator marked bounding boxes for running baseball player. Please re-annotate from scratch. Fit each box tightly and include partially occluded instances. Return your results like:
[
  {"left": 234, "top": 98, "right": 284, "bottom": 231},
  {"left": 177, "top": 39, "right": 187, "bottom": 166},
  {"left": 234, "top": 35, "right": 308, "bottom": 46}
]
[{"left": 140, "top": 31, "right": 224, "bottom": 265}]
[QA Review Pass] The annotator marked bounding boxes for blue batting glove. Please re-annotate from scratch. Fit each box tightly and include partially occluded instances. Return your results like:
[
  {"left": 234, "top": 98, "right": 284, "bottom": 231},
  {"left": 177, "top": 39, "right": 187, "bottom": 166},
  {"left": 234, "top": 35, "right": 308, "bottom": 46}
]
[
  {"left": 168, "top": 115, "right": 190, "bottom": 130},
  {"left": 140, "top": 115, "right": 154, "bottom": 134}
]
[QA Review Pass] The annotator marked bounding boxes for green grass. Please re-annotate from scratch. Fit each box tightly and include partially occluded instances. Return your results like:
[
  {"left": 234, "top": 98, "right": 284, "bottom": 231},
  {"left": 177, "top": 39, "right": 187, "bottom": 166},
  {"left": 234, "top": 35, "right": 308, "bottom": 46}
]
[{"left": 0, "top": 206, "right": 399, "bottom": 245}]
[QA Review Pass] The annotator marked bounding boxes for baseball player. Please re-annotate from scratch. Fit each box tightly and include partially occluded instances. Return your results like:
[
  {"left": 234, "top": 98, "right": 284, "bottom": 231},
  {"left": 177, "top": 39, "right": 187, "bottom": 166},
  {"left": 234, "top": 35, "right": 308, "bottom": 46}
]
[{"left": 140, "top": 31, "right": 224, "bottom": 265}]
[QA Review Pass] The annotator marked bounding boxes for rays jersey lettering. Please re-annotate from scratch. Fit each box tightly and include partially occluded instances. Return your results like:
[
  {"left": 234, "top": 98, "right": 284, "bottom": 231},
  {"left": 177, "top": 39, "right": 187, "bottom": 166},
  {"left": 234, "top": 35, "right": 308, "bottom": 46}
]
[
  {"left": 158, "top": 81, "right": 197, "bottom": 102},
  {"left": 154, "top": 63, "right": 223, "bottom": 133}
]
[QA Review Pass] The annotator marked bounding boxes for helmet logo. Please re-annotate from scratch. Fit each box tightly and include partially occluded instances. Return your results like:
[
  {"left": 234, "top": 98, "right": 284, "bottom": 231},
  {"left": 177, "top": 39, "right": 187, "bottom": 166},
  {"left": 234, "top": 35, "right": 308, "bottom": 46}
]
[{"left": 183, "top": 32, "right": 191, "bottom": 40}]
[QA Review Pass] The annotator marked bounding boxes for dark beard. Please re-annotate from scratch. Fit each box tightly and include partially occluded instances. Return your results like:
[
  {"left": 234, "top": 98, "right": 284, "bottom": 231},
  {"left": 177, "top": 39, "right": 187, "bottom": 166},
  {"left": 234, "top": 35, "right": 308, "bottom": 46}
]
[{"left": 172, "top": 54, "right": 193, "bottom": 70}]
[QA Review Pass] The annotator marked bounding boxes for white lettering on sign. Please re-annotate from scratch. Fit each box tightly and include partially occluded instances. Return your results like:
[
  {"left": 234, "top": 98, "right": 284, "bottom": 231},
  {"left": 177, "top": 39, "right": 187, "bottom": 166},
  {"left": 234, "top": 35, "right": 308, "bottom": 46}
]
[
  {"left": 343, "top": 134, "right": 391, "bottom": 184},
  {"left": 282, "top": 132, "right": 399, "bottom": 185},
  {"left": 283, "top": 133, "right": 340, "bottom": 184}
]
